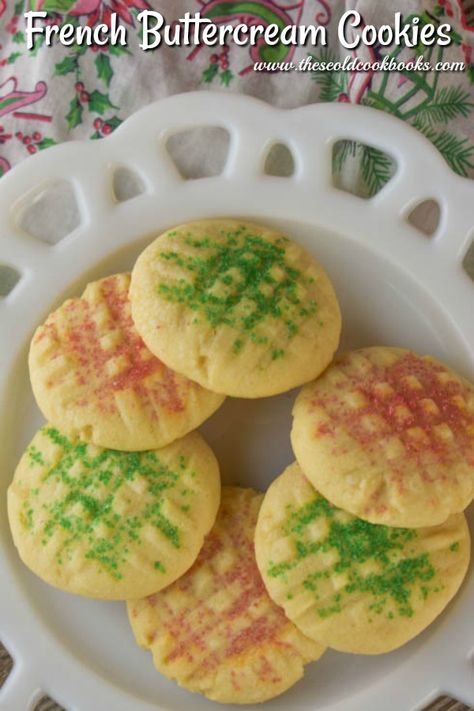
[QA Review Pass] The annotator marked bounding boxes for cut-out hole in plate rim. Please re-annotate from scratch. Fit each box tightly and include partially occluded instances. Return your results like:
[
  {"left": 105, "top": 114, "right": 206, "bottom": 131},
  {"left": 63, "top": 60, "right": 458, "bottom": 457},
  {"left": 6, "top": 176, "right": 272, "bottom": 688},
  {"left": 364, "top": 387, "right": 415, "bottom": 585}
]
[
  {"left": 14, "top": 180, "right": 81, "bottom": 245},
  {"left": 462, "top": 239, "right": 474, "bottom": 283},
  {"left": 406, "top": 199, "right": 441, "bottom": 237},
  {"left": 0, "top": 641, "right": 13, "bottom": 689},
  {"left": 421, "top": 695, "right": 473, "bottom": 711},
  {"left": 0, "top": 264, "right": 21, "bottom": 298},
  {"left": 263, "top": 142, "right": 295, "bottom": 177},
  {"left": 32, "top": 694, "right": 66, "bottom": 711},
  {"left": 165, "top": 126, "right": 230, "bottom": 179},
  {"left": 111, "top": 165, "right": 146, "bottom": 203},
  {"left": 332, "top": 139, "right": 397, "bottom": 199}
]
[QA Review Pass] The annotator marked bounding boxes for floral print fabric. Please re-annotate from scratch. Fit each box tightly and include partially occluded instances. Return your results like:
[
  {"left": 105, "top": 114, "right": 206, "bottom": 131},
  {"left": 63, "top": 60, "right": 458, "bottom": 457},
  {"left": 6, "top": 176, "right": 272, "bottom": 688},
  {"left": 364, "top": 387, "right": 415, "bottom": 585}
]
[{"left": 0, "top": 1, "right": 473, "bottom": 191}]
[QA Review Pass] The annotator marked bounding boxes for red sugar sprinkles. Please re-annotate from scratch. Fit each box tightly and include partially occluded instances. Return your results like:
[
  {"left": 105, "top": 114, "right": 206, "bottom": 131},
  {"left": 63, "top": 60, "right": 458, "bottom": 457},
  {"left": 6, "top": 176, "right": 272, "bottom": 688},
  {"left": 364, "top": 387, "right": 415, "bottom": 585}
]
[
  {"left": 312, "top": 351, "right": 474, "bottom": 467},
  {"left": 35, "top": 274, "right": 186, "bottom": 416},
  {"left": 128, "top": 488, "right": 322, "bottom": 702}
]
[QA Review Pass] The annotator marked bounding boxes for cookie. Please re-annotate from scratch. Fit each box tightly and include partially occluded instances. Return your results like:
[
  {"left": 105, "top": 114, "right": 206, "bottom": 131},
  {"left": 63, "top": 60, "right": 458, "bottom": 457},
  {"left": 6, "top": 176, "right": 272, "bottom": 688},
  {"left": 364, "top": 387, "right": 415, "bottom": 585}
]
[
  {"left": 127, "top": 487, "right": 324, "bottom": 704},
  {"left": 129, "top": 220, "right": 341, "bottom": 398},
  {"left": 29, "top": 273, "right": 224, "bottom": 451},
  {"left": 8, "top": 426, "right": 220, "bottom": 600},
  {"left": 255, "top": 463, "right": 470, "bottom": 655},
  {"left": 291, "top": 347, "right": 474, "bottom": 527}
]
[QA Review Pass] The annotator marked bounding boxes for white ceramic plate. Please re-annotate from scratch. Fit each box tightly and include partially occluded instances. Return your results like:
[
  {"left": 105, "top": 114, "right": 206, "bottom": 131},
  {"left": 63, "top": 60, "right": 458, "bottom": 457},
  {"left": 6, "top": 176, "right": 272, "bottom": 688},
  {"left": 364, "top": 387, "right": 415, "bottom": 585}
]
[{"left": 0, "top": 92, "right": 473, "bottom": 711}]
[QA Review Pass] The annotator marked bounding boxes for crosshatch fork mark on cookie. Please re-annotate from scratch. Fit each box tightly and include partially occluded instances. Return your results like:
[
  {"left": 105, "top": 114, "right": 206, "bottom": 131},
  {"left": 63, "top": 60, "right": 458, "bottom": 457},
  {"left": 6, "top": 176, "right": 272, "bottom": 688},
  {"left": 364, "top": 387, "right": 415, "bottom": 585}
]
[
  {"left": 22, "top": 426, "right": 185, "bottom": 578},
  {"left": 151, "top": 492, "right": 282, "bottom": 671},
  {"left": 157, "top": 227, "right": 318, "bottom": 359},
  {"left": 130, "top": 489, "right": 316, "bottom": 687},
  {"left": 33, "top": 273, "right": 185, "bottom": 415},
  {"left": 313, "top": 352, "right": 474, "bottom": 466},
  {"left": 267, "top": 490, "right": 443, "bottom": 622}
]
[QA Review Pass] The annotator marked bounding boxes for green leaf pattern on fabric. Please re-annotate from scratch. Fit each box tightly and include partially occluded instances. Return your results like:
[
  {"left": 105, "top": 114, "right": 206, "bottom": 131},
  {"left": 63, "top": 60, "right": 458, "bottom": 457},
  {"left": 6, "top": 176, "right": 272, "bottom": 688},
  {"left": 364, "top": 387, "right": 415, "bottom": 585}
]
[{"left": 0, "top": 0, "right": 472, "bottom": 186}]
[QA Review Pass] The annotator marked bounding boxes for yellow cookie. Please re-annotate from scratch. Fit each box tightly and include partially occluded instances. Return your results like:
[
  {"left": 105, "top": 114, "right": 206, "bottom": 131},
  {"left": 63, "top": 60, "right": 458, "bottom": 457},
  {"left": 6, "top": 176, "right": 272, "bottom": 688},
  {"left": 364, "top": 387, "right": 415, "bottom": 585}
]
[
  {"left": 292, "top": 347, "right": 474, "bottom": 527},
  {"left": 255, "top": 463, "right": 470, "bottom": 655},
  {"left": 29, "top": 273, "right": 224, "bottom": 451},
  {"left": 8, "top": 426, "right": 220, "bottom": 600},
  {"left": 130, "top": 220, "right": 341, "bottom": 398},
  {"left": 127, "top": 487, "right": 324, "bottom": 704}
]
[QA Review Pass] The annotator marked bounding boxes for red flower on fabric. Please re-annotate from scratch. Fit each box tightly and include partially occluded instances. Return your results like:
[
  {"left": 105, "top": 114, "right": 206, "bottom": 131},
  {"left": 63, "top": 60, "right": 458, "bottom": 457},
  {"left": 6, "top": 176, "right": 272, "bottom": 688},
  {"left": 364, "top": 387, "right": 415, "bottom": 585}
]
[
  {"left": 32, "top": 0, "right": 150, "bottom": 27},
  {"left": 0, "top": 125, "right": 12, "bottom": 144}
]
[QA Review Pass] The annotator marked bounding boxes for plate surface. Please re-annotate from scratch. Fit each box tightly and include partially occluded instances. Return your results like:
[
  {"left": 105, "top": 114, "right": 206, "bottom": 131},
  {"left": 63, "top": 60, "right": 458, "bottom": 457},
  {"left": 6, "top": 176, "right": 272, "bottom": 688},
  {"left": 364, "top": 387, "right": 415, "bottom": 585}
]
[{"left": 0, "top": 92, "right": 473, "bottom": 711}]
